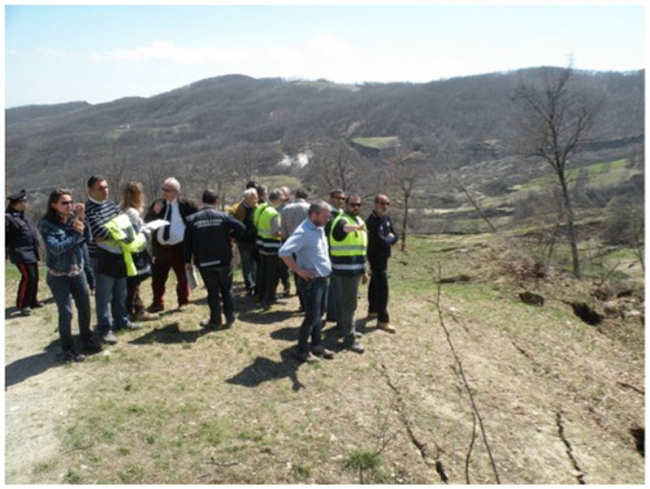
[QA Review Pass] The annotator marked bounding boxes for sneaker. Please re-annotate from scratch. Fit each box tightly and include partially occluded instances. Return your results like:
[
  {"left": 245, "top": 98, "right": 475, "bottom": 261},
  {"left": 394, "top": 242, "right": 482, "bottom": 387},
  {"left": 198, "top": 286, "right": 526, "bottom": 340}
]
[
  {"left": 345, "top": 341, "right": 365, "bottom": 354},
  {"left": 135, "top": 310, "right": 159, "bottom": 321},
  {"left": 177, "top": 303, "right": 189, "bottom": 312},
  {"left": 224, "top": 316, "right": 236, "bottom": 329},
  {"left": 31, "top": 301, "right": 45, "bottom": 308},
  {"left": 295, "top": 351, "right": 318, "bottom": 363},
  {"left": 101, "top": 331, "right": 118, "bottom": 345},
  {"left": 311, "top": 345, "right": 335, "bottom": 359},
  {"left": 63, "top": 349, "right": 86, "bottom": 363},
  {"left": 377, "top": 322, "right": 396, "bottom": 334},
  {"left": 81, "top": 337, "right": 104, "bottom": 354},
  {"left": 366, "top": 312, "right": 378, "bottom": 320},
  {"left": 115, "top": 322, "right": 141, "bottom": 331},
  {"left": 147, "top": 303, "right": 164, "bottom": 313},
  {"left": 20, "top": 307, "right": 32, "bottom": 317},
  {"left": 354, "top": 330, "right": 364, "bottom": 338},
  {"left": 282, "top": 287, "right": 291, "bottom": 297}
]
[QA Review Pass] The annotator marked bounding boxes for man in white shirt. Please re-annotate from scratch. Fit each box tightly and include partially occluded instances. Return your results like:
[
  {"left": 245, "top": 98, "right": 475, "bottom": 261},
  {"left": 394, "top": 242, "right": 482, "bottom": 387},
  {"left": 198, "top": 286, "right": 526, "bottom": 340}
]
[{"left": 144, "top": 177, "right": 198, "bottom": 312}]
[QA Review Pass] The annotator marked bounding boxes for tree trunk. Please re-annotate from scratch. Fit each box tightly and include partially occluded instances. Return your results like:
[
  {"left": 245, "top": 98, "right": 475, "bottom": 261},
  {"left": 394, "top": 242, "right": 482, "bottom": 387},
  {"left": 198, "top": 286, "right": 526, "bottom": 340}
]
[
  {"left": 400, "top": 192, "right": 410, "bottom": 252},
  {"left": 558, "top": 173, "right": 581, "bottom": 278}
]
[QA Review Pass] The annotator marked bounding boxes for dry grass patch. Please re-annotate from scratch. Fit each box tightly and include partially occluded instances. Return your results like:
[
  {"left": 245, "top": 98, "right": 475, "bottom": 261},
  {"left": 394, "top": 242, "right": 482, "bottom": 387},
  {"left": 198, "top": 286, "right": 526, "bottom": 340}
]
[{"left": 5, "top": 234, "right": 644, "bottom": 484}]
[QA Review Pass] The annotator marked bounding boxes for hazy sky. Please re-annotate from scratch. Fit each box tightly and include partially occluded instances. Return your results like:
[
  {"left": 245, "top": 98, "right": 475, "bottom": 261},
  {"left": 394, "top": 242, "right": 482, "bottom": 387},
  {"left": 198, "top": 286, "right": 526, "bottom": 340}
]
[{"left": 3, "top": 1, "right": 645, "bottom": 108}]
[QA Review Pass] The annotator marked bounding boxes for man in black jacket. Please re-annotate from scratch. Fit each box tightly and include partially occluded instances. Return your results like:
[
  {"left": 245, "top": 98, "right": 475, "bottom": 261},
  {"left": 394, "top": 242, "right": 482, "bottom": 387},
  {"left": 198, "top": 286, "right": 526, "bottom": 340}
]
[
  {"left": 145, "top": 177, "right": 198, "bottom": 312},
  {"left": 366, "top": 193, "right": 399, "bottom": 334},
  {"left": 5, "top": 189, "right": 43, "bottom": 316},
  {"left": 184, "top": 190, "right": 246, "bottom": 329}
]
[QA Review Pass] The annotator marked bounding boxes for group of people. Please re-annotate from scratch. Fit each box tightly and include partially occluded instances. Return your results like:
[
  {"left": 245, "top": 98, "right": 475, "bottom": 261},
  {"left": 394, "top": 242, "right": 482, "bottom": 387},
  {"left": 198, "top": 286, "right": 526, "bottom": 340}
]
[{"left": 5, "top": 177, "right": 399, "bottom": 364}]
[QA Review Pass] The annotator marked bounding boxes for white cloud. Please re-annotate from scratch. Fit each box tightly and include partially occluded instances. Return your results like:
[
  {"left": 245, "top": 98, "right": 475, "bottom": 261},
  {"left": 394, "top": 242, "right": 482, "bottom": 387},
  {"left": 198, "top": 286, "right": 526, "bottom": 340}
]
[
  {"left": 94, "top": 41, "right": 250, "bottom": 65},
  {"left": 309, "top": 34, "right": 354, "bottom": 59},
  {"left": 38, "top": 48, "right": 67, "bottom": 59}
]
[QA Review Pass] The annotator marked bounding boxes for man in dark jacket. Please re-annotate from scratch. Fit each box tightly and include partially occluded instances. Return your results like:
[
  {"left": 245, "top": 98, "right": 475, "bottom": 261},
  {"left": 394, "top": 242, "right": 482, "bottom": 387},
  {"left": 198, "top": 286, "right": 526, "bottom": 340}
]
[
  {"left": 144, "top": 177, "right": 198, "bottom": 313},
  {"left": 366, "top": 194, "right": 399, "bottom": 334},
  {"left": 184, "top": 190, "right": 246, "bottom": 329},
  {"left": 5, "top": 189, "right": 43, "bottom": 316}
]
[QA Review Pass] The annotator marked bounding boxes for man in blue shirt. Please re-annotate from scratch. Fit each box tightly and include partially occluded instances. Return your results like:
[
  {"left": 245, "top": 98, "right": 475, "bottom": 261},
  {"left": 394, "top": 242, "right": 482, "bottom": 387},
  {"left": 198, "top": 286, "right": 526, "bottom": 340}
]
[{"left": 279, "top": 200, "right": 335, "bottom": 362}]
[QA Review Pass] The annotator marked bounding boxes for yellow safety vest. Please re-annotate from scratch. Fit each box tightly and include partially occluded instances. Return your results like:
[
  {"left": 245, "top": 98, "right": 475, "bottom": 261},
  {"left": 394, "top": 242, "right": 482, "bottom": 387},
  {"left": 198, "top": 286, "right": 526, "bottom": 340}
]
[
  {"left": 254, "top": 204, "right": 281, "bottom": 253},
  {"left": 328, "top": 213, "right": 367, "bottom": 274},
  {"left": 102, "top": 213, "right": 147, "bottom": 277}
]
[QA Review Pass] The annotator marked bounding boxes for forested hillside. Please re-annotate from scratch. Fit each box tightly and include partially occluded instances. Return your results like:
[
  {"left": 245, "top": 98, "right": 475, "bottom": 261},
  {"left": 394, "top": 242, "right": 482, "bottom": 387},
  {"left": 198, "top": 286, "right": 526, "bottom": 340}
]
[{"left": 6, "top": 69, "right": 643, "bottom": 197}]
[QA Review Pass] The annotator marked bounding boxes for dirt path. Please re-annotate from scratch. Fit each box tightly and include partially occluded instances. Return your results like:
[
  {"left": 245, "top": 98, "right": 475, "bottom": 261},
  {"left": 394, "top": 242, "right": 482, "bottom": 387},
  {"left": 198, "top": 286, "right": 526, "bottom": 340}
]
[{"left": 4, "top": 305, "right": 96, "bottom": 484}]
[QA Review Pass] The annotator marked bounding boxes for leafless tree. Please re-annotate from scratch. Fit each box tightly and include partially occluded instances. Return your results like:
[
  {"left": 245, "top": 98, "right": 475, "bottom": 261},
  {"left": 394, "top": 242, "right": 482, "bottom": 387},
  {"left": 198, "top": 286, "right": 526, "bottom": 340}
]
[
  {"left": 382, "top": 149, "right": 427, "bottom": 252},
  {"left": 512, "top": 63, "right": 603, "bottom": 278},
  {"left": 305, "top": 140, "right": 373, "bottom": 197}
]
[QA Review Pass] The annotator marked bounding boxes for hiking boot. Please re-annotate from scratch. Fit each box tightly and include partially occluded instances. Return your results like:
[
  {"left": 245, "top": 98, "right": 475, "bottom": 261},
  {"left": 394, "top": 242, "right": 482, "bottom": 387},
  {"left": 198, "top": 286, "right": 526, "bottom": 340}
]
[
  {"left": 377, "top": 322, "right": 396, "bottom": 334},
  {"left": 295, "top": 350, "right": 318, "bottom": 363},
  {"left": 81, "top": 337, "right": 104, "bottom": 354},
  {"left": 311, "top": 345, "right": 335, "bottom": 359},
  {"left": 63, "top": 349, "right": 86, "bottom": 363},
  {"left": 20, "top": 307, "right": 32, "bottom": 317},
  {"left": 147, "top": 303, "right": 164, "bottom": 313},
  {"left": 101, "top": 331, "right": 118, "bottom": 345},
  {"left": 200, "top": 320, "right": 221, "bottom": 330},
  {"left": 135, "top": 310, "right": 159, "bottom": 321}
]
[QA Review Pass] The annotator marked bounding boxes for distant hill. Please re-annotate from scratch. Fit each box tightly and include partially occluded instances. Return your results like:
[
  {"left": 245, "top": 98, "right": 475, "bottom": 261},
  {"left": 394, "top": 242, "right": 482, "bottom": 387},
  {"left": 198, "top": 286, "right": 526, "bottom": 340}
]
[{"left": 5, "top": 69, "right": 644, "bottom": 207}]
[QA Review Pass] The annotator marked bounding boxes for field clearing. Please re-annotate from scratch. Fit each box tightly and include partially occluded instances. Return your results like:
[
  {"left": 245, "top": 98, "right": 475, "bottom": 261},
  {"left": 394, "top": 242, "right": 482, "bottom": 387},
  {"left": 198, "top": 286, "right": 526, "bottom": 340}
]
[{"left": 4, "top": 234, "right": 644, "bottom": 484}]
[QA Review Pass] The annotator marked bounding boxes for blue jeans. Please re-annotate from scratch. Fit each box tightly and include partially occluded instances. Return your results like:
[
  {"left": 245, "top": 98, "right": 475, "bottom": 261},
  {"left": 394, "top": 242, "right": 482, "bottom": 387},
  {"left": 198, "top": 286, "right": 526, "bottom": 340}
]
[
  {"left": 331, "top": 274, "right": 362, "bottom": 343},
  {"left": 90, "top": 257, "right": 129, "bottom": 334},
  {"left": 237, "top": 241, "right": 257, "bottom": 293},
  {"left": 46, "top": 272, "right": 92, "bottom": 351},
  {"left": 296, "top": 276, "right": 329, "bottom": 354},
  {"left": 198, "top": 264, "right": 235, "bottom": 324}
]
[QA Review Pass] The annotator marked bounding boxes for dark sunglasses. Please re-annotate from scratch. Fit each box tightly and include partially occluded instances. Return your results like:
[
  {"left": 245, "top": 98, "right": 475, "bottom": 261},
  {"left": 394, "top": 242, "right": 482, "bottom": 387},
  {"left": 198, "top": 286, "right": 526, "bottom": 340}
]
[{"left": 60, "top": 201, "right": 74, "bottom": 205}]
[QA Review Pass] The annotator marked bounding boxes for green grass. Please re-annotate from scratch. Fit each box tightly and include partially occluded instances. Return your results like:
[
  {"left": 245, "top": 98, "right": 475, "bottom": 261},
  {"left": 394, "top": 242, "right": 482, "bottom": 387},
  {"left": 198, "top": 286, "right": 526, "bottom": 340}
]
[
  {"left": 511, "top": 158, "right": 634, "bottom": 194},
  {"left": 351, "top": 136, "right": 399, "bottom": 149},
  {"left": 7, "top": 231, "right": 644, "bottom": 484}
]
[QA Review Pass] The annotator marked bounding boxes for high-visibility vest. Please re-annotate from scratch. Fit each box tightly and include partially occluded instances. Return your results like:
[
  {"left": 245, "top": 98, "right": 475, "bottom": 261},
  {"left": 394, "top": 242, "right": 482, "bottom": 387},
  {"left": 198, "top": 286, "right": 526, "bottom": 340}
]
[
  {"left": 328, "top": 213, "right": 367, "bottom": 275},
  {"left": 102, "top": 213, "right": 147, "bottom": 277},
  {"left": 254, "top": 204, "right": 281, "bottom": 253}
]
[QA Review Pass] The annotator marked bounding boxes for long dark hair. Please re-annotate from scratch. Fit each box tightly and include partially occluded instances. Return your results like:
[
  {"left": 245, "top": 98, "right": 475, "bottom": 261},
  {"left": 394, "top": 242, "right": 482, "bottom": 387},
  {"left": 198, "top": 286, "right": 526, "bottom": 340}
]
[{"left": 44, "top": 189, "right": 73, "bottom": 223}]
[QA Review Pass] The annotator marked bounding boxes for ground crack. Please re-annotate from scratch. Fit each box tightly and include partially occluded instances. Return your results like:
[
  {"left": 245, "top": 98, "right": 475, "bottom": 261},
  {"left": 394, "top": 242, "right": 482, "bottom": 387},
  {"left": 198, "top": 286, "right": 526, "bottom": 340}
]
[
  {"left": 379, "top": 364, "right": 449, "bottom": 483},
  {"left": 556, "top": 410, "right": 586, "bottom": 485}
]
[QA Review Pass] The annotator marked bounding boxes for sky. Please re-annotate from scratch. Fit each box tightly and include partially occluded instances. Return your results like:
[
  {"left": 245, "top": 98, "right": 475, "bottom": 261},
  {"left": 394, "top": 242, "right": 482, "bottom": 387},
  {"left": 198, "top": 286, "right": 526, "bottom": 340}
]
[{"left": 3, "top": 1, "right": 646, "bottom": 108}]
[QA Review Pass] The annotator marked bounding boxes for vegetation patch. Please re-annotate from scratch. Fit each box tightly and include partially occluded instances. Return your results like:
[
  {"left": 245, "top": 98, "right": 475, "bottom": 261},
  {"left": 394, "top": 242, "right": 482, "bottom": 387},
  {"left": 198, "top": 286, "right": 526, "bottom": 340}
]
[{"left": 351, "top": 136, "right": 399, "bottom": 149}]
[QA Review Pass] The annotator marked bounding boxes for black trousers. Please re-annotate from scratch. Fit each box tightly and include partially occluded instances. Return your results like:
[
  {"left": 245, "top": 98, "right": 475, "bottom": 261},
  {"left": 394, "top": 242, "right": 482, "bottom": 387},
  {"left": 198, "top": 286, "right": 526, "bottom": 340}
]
[
  {"left": 257, "top": 253, "right": 280, "bottom": 303},
  {"left": 15, "top": 262, "right": 39, "bottom": 310},
  {"left": 367, "top": 254, "right": 390, "bottom": 323}
]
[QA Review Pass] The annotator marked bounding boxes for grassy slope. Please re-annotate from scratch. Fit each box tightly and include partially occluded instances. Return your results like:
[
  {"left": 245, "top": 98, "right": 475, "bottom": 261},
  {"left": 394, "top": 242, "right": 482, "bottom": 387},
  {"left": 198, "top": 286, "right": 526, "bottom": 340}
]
[{"left": 4, "top": 234, "right": 644, "bottom": 484}]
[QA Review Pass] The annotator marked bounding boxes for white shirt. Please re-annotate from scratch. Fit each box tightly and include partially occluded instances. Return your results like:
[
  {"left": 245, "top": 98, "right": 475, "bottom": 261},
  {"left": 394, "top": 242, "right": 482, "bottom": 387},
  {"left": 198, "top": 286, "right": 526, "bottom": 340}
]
[{"left": 157, "top": 198, "right": 185, "bottom": 245}]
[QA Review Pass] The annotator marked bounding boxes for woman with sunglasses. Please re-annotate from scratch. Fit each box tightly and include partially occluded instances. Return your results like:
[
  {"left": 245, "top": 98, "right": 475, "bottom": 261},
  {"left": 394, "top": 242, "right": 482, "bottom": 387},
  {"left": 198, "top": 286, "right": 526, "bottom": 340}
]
[{"left": 39, "top": 189, "right": 103, "bottom": 362}]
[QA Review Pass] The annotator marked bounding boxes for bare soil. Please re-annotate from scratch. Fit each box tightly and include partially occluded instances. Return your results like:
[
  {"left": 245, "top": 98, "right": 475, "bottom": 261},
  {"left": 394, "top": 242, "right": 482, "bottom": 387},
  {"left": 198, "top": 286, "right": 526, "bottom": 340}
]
[{"left": 4, "top": 240, "right": 645, "bottom": 484}]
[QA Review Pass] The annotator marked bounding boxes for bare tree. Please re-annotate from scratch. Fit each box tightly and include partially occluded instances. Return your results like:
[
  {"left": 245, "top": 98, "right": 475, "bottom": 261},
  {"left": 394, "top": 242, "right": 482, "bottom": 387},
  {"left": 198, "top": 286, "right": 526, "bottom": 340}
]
[
  {"left": 512, "top": 63, "right": 603, "bottom": 278},
  {"left": 305, "top": 140, "right": 373, "bottom": 197},
  {"left": 382, "top": 149, "right": 427, "bottom": 252}
]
